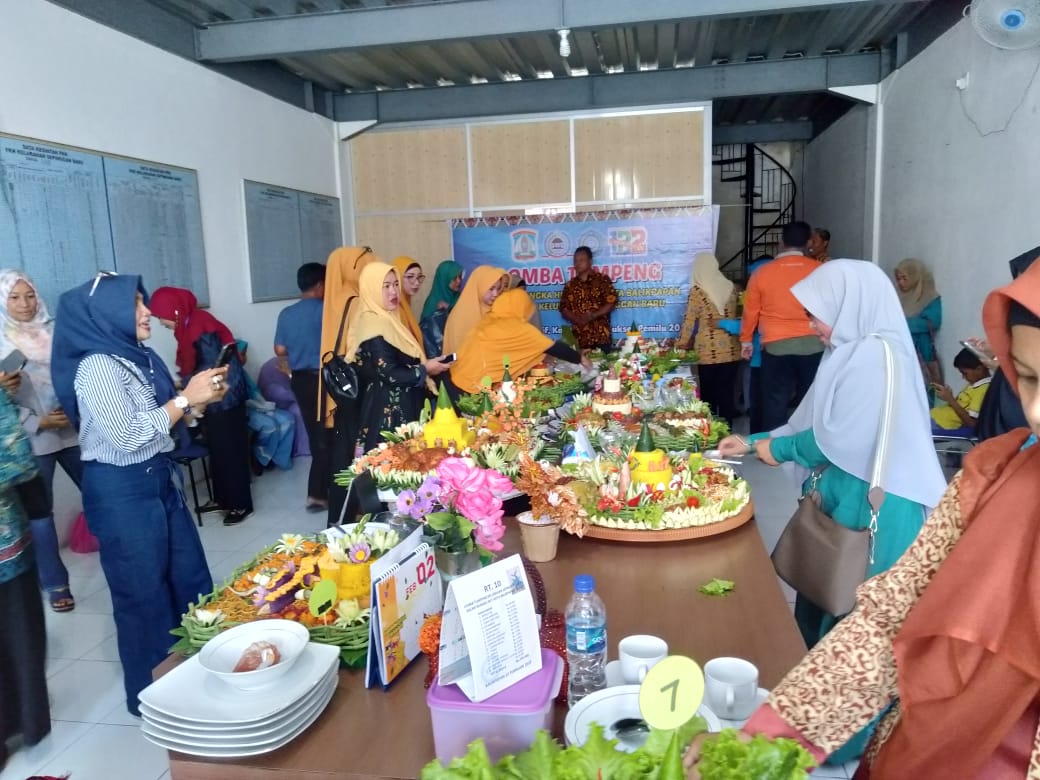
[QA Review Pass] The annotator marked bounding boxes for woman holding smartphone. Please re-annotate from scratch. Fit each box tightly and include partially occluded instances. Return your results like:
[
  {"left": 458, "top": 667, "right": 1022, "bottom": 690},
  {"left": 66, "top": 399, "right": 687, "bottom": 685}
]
[
  {"left": 51, "top": 272, "right": 226, "bottom": 716},
  {"left": 148, "top": 287, "right": 253, "bottom": 526},
  {"left": 0, "top": 270, "right": 83, "bottom": 612}
]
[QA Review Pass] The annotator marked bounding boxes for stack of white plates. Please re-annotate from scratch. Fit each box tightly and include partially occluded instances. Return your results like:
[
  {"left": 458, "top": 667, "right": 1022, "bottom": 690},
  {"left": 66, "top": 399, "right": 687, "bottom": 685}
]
[{"left": 139, "top": 642, "right": 340, "bottom": 757}]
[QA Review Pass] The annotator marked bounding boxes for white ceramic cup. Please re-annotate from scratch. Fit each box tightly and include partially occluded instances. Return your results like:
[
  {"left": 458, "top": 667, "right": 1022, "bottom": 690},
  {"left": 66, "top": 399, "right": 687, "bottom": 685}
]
[
  {"left": 704, "top": 657, "right": 759, "bottom": 720},
  {"left": 618, "top": 635, "right": 668, "bottom": 684}
]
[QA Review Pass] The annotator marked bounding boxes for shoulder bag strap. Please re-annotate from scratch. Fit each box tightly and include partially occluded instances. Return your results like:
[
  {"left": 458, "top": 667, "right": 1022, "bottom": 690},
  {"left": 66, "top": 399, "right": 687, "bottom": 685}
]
[
  {"left": 866, "top": 333, "right": 897, "bottom": 564},
  {"left": 333, "top": 296, "right": 357, "bottom": 355}
]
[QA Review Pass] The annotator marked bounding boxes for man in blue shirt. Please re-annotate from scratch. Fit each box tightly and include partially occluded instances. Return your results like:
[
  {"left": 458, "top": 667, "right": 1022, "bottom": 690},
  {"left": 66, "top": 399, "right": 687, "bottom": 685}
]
[{"left": 275, "top": 263, "right": 327, "bottom": 512}]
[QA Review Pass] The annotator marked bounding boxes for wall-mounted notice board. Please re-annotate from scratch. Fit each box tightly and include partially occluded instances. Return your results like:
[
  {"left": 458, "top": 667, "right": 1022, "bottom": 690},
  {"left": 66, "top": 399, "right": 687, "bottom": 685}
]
[
  {"left": 0, "top": 132, "right": 208, "bottom": 307},
  {"left": 244, "top": 180, "right": 342, "bottom": 302}
]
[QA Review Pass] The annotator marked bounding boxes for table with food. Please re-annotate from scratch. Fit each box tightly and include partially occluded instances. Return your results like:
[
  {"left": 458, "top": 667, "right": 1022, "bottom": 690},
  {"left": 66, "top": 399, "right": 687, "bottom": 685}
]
[{"left": 144, "top": 336, "right": 810, "bottom": 780}]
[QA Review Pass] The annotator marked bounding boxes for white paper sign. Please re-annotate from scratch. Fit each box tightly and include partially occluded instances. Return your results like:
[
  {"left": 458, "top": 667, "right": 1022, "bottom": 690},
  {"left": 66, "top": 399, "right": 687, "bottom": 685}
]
[{"left": 437, "top": 554, "right": 542, "bottom": 702}]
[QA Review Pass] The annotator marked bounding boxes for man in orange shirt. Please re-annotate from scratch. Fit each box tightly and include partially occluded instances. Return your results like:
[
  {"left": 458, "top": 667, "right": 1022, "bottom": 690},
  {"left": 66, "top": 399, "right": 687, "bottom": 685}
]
[{"left": 739, "top": 222, "right": 823, "bottom": 431}]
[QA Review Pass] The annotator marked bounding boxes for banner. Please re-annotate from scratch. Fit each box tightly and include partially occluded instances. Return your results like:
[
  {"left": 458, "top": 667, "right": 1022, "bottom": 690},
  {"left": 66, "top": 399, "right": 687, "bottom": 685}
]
[{"left": 450, "top": 206, "right": 719, "bottom": 339}]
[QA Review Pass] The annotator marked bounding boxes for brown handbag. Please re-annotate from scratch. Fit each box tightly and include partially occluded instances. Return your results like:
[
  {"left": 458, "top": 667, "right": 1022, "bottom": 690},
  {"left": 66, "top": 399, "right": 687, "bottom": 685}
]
[{"left": 770, "top": 334, "right": 894, "bottom": 617}]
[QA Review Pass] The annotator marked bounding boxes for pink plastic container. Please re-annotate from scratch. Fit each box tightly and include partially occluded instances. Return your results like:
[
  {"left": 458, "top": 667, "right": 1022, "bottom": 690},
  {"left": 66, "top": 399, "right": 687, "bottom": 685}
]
[{"left": 426, "top": 649, "right": 564, "bottom": 763}]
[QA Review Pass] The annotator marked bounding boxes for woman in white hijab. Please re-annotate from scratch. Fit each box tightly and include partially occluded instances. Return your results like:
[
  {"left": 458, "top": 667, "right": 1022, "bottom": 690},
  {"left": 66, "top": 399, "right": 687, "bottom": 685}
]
[
  {"left": 677, "top": 252, "right": 742, "bottom": 423},
  {"left": 719, "top": 260, "right": 946, "bottom": 646},
  {"left": 0, "top": 270, "right": 83, "bottom": 612}
]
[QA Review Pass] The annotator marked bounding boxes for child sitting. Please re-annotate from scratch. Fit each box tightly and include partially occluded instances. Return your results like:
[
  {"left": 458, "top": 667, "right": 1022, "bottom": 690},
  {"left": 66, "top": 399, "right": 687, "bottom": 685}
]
[{"left": 930, "top": 348, "right": 991, "bottom": 436}]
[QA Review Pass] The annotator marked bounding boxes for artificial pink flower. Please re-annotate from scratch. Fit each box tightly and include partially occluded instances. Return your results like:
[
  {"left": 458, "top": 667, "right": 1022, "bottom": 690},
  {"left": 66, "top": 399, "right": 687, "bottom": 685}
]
[
  {"left": 456, "top": 490, "right": 504, "bottom": 525},
  {"left": 436, "top": 457, "right": 486, "bottom": 494}
]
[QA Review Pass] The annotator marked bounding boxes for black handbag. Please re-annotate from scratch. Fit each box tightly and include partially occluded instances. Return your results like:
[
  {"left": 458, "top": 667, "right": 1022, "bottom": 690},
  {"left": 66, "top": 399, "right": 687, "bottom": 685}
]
[{"left": 321, "top": 297, "right": 360, "bottom": 405}]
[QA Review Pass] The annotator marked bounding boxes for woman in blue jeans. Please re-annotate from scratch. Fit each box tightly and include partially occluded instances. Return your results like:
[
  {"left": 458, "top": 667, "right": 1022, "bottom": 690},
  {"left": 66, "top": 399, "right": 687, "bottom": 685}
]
[
  {"left": 0, "top": 270, "right": 83, "bottom": 612},
  {"left": 51, "top": 273, "right": 226, "bottom": 716}
]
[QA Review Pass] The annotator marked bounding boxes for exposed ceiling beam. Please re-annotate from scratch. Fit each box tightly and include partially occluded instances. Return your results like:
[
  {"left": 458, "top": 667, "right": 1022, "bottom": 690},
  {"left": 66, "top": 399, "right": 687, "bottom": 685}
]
[
  {"left": 196, "top": 0, "right": 924, "bottom": 63},
  {"left": 334, "top": 52, "right": 884, "bottom": 124},
  {"left": 714, "top": 121, "right": 815, "bottom": 144}
]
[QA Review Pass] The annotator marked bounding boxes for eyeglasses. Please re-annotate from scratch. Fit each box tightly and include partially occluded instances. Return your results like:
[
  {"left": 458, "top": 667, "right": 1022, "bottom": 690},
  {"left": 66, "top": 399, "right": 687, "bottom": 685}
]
[
  {"left": 89, "top": 270, "right": 118, "bottom": 297},
  {"left": 404, "top": 274, "right": 426, "bottom": 282}
]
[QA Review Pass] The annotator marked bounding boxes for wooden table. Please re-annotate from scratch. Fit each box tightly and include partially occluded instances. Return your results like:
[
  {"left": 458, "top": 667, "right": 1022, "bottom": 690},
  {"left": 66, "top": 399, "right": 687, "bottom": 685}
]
[{"left": 161, "top": 514, "right": 805, "bottom": 780}]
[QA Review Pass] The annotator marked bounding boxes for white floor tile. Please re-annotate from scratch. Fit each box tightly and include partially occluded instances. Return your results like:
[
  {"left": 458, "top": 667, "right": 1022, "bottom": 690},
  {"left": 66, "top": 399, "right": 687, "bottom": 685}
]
[
  {"left": 46, "top": 659, "right": 126, "bottom": 723},
  {"left": 98, "top": 697, "right": 145, "bottom": 727},
  {"left": 811, "top": 767, "right": 848, "bottom": 779},
  {"left": 841, "top": 759, "right": 860, "bottom": 777},
  {"left": 33, "top": 723, "right": 169, "bottom": 780},
  {"left": 44, "top": 610, "right": 116, "bottom": 660},
  {"left": 81, "top": 633, "right": 121, "bottom": 662},
  {"left": 74, "top": 584, "right": 114, "bottom": 615},
  {"left": 45, "top": 656, "right": 75, "bottom": 679},
  {"left": 0, "top": 719, "right": 93, "bottom": 780}
]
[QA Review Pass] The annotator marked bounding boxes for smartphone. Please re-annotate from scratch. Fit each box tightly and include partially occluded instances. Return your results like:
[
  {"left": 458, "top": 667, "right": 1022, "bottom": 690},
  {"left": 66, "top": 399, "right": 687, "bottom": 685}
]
[
  {"left": 440, "top": 353, "right": 457, "bottom": 364},
  {"left": 0, "top": 349, "right": 27, "bottom": 374},
  {"left": 216, "top": 343, "right": 237, "bottom": 368}
]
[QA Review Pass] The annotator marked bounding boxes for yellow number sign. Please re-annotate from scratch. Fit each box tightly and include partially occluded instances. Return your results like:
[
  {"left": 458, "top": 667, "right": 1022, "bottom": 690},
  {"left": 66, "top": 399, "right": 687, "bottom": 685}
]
[
  {"left": 638, "top": 655, "right": 705, "bottom": 731},
  {"left": 309, "top": 578, "right": 339, "bottom": 618}
]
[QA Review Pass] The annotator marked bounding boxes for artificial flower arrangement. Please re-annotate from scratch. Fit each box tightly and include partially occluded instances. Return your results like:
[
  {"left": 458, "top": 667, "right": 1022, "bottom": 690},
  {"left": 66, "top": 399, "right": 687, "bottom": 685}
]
[
  {"left": 395, "top": 456, "right": 514, "bottom": 554},
  {"left": 511, "top": 443, "right": 590, "bottom": 537},
  {"left": 170, "top": 523, "right": 401, "bottom": 666}
]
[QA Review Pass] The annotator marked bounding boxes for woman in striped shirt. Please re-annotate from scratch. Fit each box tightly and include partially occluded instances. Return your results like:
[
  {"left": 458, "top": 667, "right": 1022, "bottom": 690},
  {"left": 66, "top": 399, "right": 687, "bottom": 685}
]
[{"left": 51, "top": 273, "right": 227, "bottom": 717}]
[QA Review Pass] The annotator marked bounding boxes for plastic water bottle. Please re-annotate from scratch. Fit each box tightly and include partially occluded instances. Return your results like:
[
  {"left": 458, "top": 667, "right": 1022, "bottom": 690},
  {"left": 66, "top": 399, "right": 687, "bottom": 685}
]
[{"left": 566, "top": 574, "right": 607, "bottom": 707}]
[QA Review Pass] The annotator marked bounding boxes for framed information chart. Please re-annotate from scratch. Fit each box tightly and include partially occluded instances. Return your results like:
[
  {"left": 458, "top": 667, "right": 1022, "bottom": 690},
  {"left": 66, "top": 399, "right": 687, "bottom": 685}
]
[
  {"left": 0, "top": 133, "right": 209, "bottom": 308},
  {"left": 244, "top": 181, "right": 342, "bottom": 302}
]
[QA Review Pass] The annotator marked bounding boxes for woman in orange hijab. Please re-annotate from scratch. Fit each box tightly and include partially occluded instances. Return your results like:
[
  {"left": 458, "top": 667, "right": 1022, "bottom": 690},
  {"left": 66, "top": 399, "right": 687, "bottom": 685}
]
[
  {"left": 348, "top": 263, "right": 449, "bottom": 453},
  {"left": 321, "top": 246, "right": 376, "bottom": 527},
  {"left": 391, "top": 256, "right": 424, "bottom": 346},
  {"left": 448, "top": 289, "right": 589, "bottom": 396},
  {"left": 686, "top": 261, "right": 1040, "bottom": 778},
  {"left": 441, "top": 265, "right": 508, "bottom": 354}
]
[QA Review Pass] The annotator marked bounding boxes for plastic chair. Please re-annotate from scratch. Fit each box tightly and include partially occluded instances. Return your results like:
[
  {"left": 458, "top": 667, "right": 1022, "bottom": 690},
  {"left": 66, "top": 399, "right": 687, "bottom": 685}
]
[{"left": 173, "top": 440, "right": 214, "bottom": 527}]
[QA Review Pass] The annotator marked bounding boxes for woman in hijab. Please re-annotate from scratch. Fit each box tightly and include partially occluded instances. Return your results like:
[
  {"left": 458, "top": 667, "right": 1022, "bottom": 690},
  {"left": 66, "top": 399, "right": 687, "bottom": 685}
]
[
  {"left": 0, "top": 389, "right": 52, "bottom": 767},
  {"left": 719, "top": 260, "right": 946, "bottom": 645},
  {"left": 347, "top": 263, "right": 449, "bottom": 453},
  {"left": 448, "top": 288, "right": 588, "bottom": 396},
  {"left": 420, "top": 260, "right": 464, "bottom": 357},
  {"left": 690, "top": 261, "right": 1040, "bottom": 780},
  {"left": 506, "top": 274, "right": 543, "bottom": 330},
  {"left": 51, "top": 273, "right": 225, "bottom": 717},
  {"left": 321, "top": 246, "right": 376, "bottom": 527},
  {"left": 391, "top": 256, "right": 425, "bottom": 346},
  {"left": 441, "top": 265, "right": 507, "bottom": 354},
  {"left": 678, "top": 252, "right": 742, "bottom": 424},
  {"left": 894, "top": 257, "right": 943, "bottom": 392},
  {"left": 148, "top": 287, "right": 253, "bottom": 526},
  {"left": 0, "top": 270, "right": 83, "bottom": 612}
]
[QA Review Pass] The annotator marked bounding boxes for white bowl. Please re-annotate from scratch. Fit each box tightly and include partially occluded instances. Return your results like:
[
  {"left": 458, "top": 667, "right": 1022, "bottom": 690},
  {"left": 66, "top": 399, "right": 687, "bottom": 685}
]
[{"left": 198, "top": 620, "right": 311, "bottom": 691}]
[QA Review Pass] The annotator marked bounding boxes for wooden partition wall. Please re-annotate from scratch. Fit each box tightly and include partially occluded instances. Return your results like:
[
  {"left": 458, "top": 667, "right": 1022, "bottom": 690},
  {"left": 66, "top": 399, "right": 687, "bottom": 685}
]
[{"left": 348, "top": 107, "right": 708, "bottom": 313}]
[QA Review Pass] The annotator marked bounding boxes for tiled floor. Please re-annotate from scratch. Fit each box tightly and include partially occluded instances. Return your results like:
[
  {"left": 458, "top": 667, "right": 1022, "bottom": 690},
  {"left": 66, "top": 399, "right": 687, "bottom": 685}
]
[{"left": 1, "top": 451, "right": 859, "bottom": 779}]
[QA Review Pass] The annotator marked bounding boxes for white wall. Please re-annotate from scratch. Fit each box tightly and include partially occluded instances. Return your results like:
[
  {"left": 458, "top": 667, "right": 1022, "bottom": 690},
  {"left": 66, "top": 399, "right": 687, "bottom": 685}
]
[
  {"left": 802, "top": 105, "right": 873, "bottom": 260},
  {"left": 878, "top": 19, "right": 1040, "bottom": 369},
  {"left": 1, "top": 0, "right": 339, "bottom": 537},
  {"left": 0, "top": 0, "right": 339, "bottom": 371}
]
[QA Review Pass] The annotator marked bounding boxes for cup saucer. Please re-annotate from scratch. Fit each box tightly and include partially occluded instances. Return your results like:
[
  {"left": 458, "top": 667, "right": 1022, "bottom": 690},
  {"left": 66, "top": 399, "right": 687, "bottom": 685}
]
[{"left": 711, "top": 687, "right": 770, "bottom": 729}]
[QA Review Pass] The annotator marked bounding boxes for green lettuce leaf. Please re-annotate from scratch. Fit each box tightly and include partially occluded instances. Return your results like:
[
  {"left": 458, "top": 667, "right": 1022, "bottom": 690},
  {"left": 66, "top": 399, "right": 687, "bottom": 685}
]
[
  {"left": 697, "top": 730, "right": 814, "bottom": 780},
  {"left": 497, "top": 730, "right": 560, "bottom": 779},
  {"left": 420, "top": 739, "right": 498, "bottom": 780},
  {"left": 698, "top": 578, "right": 735, "bottom": 596}
]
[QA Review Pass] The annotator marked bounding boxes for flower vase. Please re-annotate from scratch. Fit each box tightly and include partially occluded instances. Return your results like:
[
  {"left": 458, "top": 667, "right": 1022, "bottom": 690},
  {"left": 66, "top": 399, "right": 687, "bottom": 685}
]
[{"left": 434, "top": 548, "right": 482, "bottom": 590}]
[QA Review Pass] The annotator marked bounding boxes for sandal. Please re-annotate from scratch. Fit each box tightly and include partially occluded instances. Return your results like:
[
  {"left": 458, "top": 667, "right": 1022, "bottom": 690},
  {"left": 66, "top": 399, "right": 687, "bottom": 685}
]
[{"left": 47, "top": 586, "right": 75, "bottom": 613}]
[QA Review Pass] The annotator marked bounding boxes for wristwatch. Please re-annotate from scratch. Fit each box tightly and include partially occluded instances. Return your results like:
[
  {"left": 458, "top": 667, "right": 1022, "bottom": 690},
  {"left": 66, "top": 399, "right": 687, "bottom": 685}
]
[{"left": 173, "top": 395, "right": 191, "bottom": 415}]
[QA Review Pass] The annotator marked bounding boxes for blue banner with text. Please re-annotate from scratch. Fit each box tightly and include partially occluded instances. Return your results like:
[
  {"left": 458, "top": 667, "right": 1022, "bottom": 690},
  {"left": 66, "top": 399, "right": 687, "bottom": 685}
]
[{"left": 450, "top": 207, "right": 719, "bottom": 339}]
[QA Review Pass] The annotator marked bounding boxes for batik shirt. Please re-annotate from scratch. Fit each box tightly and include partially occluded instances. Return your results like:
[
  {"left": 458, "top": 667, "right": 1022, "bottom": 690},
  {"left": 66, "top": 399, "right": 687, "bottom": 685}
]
[{"left": 559, "top": 271, "right": 618, "bottom": 349}]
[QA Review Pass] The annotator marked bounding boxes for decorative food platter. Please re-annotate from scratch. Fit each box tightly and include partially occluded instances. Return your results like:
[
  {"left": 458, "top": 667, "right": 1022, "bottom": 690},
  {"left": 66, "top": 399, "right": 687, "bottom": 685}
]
[{"left": 581, "top": 502, "right": 754, "bottom": 543}]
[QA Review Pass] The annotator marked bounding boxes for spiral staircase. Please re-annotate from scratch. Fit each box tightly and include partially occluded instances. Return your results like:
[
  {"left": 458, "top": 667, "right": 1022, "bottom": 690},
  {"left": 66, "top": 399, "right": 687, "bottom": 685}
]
[{"left": 712, "top": 143, "right": 797, "bottom": 279}]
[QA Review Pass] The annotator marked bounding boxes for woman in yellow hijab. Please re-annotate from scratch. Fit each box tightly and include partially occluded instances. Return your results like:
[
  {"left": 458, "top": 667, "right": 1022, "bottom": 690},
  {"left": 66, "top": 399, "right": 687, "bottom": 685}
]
[
  {"left": 441, "top": 265, "right": 508, "bottom": 354},
  {"left": 449, "top": 288, "right": 589, "bottom": 395},
  {"left": 349, "top": 263, "right": 449, "bottom": 453},
  {"left": 321, "top": 246, "right": 376, "bottom": 527},
  {"left": 391, "top": 256, "right": 425, "bottom": 346}
]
